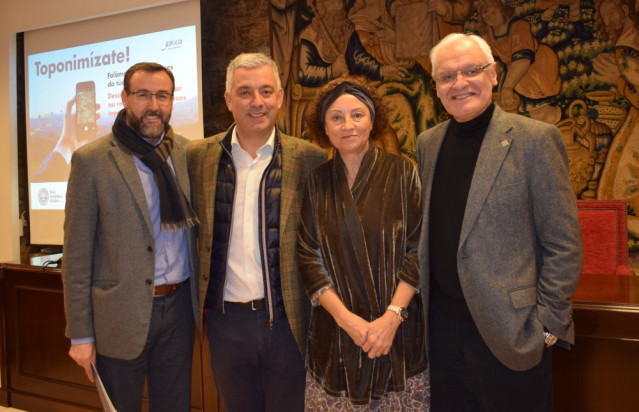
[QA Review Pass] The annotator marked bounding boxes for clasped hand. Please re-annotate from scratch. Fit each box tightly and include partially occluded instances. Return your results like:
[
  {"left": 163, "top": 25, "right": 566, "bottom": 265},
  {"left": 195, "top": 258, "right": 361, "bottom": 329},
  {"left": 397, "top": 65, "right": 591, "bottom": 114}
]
[{"left": 341, "top": 311, "right": 402, "bottom": 359}]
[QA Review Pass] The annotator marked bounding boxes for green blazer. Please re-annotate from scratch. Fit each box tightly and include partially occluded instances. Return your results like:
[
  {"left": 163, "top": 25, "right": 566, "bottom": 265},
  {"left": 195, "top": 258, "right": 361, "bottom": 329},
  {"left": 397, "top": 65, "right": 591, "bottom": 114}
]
[{"left": 187, "top": 128, "right": 326, "bottom": 355}]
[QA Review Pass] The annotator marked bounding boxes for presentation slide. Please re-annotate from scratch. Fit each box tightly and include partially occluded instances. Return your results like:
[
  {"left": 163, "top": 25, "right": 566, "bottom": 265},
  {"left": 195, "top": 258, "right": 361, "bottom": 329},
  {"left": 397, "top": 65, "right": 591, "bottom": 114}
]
[{"left": 25, "top": 9, "right": 203, "bottom": 245}]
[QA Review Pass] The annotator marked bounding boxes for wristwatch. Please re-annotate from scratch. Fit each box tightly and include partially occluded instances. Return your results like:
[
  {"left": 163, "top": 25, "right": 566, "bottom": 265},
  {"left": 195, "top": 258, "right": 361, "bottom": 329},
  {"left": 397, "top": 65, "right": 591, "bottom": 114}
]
[{"left": 387, "top": 304, "right": 408, "bottom": 322}]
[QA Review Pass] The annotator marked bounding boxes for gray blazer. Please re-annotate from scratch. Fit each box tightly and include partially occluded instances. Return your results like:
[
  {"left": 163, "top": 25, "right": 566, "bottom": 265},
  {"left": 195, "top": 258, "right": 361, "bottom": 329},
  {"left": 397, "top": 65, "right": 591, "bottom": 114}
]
[
  {"left": 416, "top": 106, "right": 583, "bottom": 371},
  {"left": 62, "top": 132, "right": 200, "bottom": 360}
]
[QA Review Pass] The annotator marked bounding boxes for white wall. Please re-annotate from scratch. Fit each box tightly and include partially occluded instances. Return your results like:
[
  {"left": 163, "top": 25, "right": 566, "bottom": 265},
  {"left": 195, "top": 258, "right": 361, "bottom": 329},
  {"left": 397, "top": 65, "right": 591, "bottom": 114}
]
[{"left": 0, "top": 0, "right": 187, "bottom": 262}]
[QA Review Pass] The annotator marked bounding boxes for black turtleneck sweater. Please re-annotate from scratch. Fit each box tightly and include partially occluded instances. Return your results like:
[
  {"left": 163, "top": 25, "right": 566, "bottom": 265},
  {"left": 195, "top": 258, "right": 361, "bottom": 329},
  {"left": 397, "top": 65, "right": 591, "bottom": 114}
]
[{"left": 429, "top": 102, "right": 495, "bottom": 307}]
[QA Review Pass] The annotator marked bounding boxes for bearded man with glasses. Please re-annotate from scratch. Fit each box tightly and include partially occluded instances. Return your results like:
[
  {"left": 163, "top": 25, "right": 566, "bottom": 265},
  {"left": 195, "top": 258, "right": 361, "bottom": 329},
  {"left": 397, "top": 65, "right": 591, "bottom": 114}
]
[
  {"left": 416, "top": 33, "right": 583, "bottom": 411},
  {"left": 63, "top": 62, "right": 200, "bottom": 412}
]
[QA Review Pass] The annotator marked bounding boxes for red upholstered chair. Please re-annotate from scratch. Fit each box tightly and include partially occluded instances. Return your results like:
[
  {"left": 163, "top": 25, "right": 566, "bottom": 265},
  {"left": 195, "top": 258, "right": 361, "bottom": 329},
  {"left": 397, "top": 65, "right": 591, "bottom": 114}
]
[{"left": 576, "top": 199, "right": 631, "bottom": 275}]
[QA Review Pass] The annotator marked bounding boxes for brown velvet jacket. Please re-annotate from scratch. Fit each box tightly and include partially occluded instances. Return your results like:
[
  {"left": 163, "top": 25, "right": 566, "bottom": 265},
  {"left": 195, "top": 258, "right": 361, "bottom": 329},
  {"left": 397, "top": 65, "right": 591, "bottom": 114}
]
[{"left": 298, "top": 143, "right": 427, "bottom": 405}]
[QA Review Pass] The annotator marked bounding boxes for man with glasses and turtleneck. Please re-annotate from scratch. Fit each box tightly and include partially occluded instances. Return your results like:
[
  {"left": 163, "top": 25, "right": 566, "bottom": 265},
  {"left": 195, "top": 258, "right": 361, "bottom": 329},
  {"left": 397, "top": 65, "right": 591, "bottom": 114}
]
[
  {"left": 416, "top": 33, "right": 583, "bottom": 411},
  {"left": 62, "top": 62, "right": 200, "bottom": 412}
]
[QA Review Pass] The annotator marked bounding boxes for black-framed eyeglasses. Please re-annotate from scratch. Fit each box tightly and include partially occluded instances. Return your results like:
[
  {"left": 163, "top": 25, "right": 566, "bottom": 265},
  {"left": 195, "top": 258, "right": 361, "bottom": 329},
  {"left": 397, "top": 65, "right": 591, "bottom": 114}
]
[
  {"left": 127, "top": 90, "right": 173, "bottom": 105},
  {"left": 434, "top": 63, "right": 493, "bottom": 85}
]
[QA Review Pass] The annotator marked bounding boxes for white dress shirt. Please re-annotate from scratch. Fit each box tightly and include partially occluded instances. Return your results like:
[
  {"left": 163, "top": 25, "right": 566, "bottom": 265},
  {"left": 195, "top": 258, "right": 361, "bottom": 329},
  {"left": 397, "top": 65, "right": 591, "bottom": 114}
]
[{"left": 224, "top": 127, "right": 275, "bottom": 302}]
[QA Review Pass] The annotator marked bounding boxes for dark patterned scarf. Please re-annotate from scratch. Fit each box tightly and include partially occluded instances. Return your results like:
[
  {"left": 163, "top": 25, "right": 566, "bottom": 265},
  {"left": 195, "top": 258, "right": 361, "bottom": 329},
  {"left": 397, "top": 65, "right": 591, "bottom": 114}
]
[{"left": 112, "top": 109, "right": 198, "bottom": 231}]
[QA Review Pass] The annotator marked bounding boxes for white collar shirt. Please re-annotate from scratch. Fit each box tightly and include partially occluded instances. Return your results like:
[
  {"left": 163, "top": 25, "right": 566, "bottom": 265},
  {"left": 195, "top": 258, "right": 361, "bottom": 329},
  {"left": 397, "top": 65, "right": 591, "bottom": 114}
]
[{"left": 224, "top": 127, "right": 276, "bottom": 302}]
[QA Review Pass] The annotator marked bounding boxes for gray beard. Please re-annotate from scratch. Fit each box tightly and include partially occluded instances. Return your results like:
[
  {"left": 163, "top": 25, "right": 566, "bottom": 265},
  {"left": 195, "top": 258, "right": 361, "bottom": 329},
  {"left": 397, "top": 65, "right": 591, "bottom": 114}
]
[{"left": 126, "top": 109, "right": 171, "bottom": 140}]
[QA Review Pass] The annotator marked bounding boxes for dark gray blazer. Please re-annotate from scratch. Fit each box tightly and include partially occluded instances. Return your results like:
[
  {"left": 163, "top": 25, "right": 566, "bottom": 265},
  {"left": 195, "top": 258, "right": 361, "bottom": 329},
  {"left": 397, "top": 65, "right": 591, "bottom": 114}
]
[
  {"left": 416, "top": 106, "right": 583, "bottom": 371},
  {"left": 62, "top": 132, "right": 200, "bottom": 360}
]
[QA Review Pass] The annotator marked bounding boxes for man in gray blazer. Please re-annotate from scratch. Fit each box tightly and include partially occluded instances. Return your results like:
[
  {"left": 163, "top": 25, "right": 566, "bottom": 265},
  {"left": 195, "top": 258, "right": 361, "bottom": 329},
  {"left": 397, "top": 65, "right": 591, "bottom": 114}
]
[
  {"left": 62, "top": 62, "right": 200, "bottom": 412},
  {"left": 416, "top": 33, "right": 583, "bottom": 411}
]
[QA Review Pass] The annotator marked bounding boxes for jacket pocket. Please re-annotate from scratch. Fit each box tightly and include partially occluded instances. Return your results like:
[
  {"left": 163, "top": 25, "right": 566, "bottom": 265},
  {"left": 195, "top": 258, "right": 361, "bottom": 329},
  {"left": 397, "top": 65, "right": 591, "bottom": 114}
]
[
  {"left": 92, "top": 280, "right": 118, "bottom": 290},
  {"left": 487, "top": 180, "right": 525, "bottom": 201},
  {"left": 508, "top": 285, "right": 537, "bottom": 309}
]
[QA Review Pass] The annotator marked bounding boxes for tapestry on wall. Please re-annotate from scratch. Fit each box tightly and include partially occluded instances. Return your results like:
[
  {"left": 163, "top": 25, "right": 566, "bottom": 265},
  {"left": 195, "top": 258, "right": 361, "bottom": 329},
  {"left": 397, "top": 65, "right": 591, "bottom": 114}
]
[{"left": 271, "top": 0, "right": 639, "bottom": 237}]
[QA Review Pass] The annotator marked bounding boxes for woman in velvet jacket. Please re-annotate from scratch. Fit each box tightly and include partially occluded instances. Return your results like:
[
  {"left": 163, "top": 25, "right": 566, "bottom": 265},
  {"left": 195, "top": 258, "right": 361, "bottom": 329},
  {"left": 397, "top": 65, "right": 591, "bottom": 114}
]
[{"left": 298, "top": 76, "right": 427, "bottom": 409}]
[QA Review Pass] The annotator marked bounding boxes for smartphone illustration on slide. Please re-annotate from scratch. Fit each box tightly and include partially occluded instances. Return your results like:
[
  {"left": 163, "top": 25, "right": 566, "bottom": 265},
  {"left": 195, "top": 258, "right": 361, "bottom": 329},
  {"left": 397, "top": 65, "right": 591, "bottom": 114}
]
[{"left": 76, "top": 81, "right": 97, "bottom": 144}]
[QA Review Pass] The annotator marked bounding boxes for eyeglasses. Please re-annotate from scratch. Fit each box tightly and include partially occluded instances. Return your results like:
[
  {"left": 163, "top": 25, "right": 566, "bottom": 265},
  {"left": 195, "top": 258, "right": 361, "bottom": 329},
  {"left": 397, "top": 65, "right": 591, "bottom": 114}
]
[
  {"left": 434, "top": 63, "right": 493, "bottom": 85},
  {"left": 127, "top": 90, "right": 174, "bottom": 105}
]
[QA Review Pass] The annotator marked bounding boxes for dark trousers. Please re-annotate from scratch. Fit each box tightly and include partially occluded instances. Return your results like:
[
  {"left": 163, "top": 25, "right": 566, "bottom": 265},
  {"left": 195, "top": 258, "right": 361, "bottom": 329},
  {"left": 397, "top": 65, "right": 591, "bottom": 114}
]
[
  {"left": 205, "top": 304, "right": 306, "bottom": 412},
  {"left": 97, "top": 283, "right": 194, "bottom": 412},
  {"left": 429, "top": 290, "right": 553, "bottom": 412}
]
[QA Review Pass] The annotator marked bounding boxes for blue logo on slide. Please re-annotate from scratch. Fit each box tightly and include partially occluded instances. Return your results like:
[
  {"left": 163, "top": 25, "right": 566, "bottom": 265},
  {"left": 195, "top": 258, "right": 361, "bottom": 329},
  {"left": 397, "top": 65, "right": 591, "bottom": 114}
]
[{"left": 38, "top": 188, "right": 49, "bottom": 206}]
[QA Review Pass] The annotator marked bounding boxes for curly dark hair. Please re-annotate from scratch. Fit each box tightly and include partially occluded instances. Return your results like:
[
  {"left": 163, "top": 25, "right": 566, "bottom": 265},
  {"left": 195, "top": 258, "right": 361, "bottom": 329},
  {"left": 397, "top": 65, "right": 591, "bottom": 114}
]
[{"left": 304, "top": 75, "right": 391, "bottom": 149}]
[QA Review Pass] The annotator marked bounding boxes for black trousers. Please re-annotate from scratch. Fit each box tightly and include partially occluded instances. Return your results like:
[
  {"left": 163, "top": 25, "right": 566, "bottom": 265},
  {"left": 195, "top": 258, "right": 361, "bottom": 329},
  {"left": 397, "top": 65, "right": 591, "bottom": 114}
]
[
  {"left": 429, "top": 290, "right": 553, "bottom": 412},
  {"left": 205, "top": 304, "right": 306, "bottom": 412}
]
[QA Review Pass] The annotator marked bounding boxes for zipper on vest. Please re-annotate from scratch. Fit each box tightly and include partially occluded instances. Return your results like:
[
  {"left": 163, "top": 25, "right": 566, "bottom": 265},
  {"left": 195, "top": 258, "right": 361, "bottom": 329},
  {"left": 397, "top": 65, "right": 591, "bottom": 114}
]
[
  {"left": 220, "top": 142, "right": 236, "bottom": 315},
  {"left": 260, "top": 159, "right": 275, "bottom": 329}
]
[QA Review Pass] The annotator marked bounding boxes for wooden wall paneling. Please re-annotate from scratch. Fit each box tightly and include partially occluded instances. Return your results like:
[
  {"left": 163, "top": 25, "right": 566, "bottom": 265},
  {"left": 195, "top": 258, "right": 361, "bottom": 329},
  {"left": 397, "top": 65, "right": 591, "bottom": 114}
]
[
  {"left": 4, "top": 264, "right": 102, "bottom": 410},
  {"left": 1, "top": 263, "right": 216, "bottom": 411},
  {"left": 552, "top": 275, "right": 639, "bottom": 411}
]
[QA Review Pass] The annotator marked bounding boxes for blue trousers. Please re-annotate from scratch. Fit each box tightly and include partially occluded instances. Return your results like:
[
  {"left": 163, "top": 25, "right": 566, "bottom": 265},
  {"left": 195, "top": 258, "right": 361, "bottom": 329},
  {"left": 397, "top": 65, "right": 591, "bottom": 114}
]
[
  {"left": 205, "top": 304, "right": 306, "bottom": 412},
  {"left": 96, "top": 283, "right": 194, "bottom": 412}
]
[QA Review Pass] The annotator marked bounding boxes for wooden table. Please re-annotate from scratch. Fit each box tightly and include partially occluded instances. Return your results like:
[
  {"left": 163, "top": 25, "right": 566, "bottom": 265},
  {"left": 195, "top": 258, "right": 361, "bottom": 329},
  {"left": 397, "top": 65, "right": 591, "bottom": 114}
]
[
  {"left": 1, "top": 261, "right": 222, "bottom": 412},
  {"left": 553, "top": 274, "right": 639, "bottom": 411}
]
